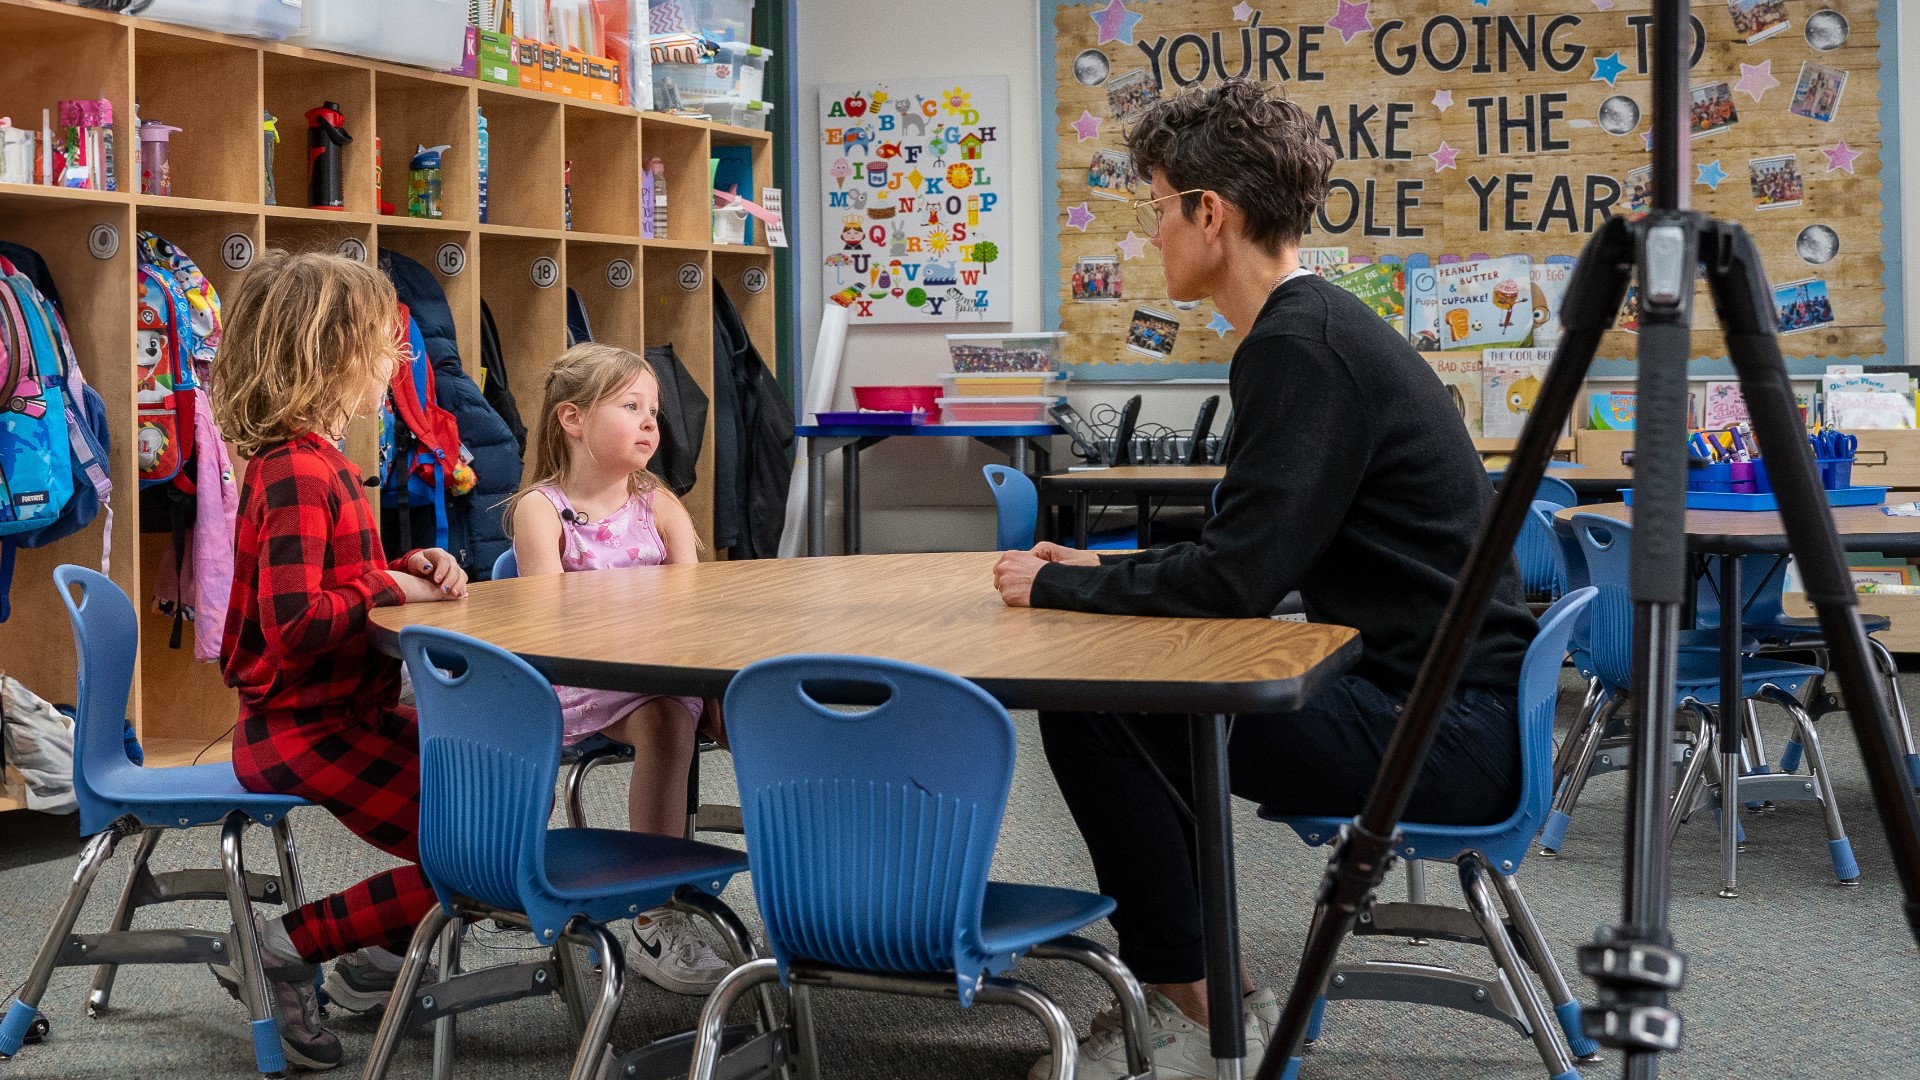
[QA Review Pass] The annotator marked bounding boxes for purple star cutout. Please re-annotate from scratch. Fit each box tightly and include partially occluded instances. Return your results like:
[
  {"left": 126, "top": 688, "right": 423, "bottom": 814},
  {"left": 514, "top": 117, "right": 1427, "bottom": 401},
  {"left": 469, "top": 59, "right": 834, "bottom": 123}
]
[
  {"left": 1072, "top": 110, "right": 1102, "bottom": 143},
  {"left": 1067, "top": 202, "right": 1096, "bottom": 231},
  {"left": 1432, "top": 89, "right": 1453, "bottom": 112},
  {"left": 1736, "top": 60, "right": 1778, "bottom": 102},
  {"left": 1824, "top": 140, "right": 1861, "bottom": 174},
  {"left": 1591, "top": 51, "right": 1627, "bottom": 86},
  {"left": 1696, "top": 159, "right": 1727, "bottom": 191},
  {"left": 1091, "top": 0, "right": 1143, "bottom": 45},
  {"left": 1642, "top": 130, "right": 1653, "bottom": 151},
  {"left": 1117, "top": 231, "right": 1149, "bottom": 260},
  {"left": 1326, "top": 0, "right": 1372, "bottom": 44},
  {"left": 1591, "top": 0, "right": 1613, "bottom": 8},
  {"left": 1208, "top": 311, "right": 1235, "bottom": 338},
  {"left": 1428, "top": 141, "right": 1460, "bottom": 172},
  {"left": 1231, "top": 1, "right": 1254, "bottom": 21}
]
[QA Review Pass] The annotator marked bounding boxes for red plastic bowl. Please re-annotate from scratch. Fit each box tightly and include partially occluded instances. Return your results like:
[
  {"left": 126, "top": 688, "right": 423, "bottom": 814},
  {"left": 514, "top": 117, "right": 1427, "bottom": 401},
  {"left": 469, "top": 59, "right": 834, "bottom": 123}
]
[{"left": 853, "top": 384, "right": 942, "bottom": 421}]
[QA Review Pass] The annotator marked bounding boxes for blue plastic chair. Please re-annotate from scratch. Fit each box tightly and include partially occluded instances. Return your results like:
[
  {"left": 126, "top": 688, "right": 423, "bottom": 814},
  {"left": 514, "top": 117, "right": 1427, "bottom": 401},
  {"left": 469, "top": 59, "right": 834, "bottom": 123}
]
[
  {"left": 686, "top": 655, "right": 1151, "bottom": 1080},
  {"left": 491, "top": 547, "right": 517, "bottom": 580},
  {"left": 362, "top": 626, "right": 762, "bottom": 1080},
  {"left": 983, "top": 464, "right": 1134, "bottom": 551},
  {"left": 1544, "top": 514, "right": 1858, "bottom": 890},
  {"left": 1534, "top": 474, "right": 1580, "bottom": 509},
  {"left": 1517, "top": 500, "right": 1572, "bottom": 603},
  {"left": 1265, "top": 588, "right": 1601, "bottom": 1080},
  {"left": 1, "top": 567, "right": 312, "bottom": 1077}
]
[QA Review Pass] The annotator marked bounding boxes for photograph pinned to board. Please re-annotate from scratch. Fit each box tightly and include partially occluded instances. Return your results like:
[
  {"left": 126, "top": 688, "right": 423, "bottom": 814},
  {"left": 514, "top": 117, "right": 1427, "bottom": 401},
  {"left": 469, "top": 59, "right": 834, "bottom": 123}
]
[
  {"left": 1790, "top": 62, "right": 1847, "bottom": 122},
  {"left": 1482, "top": 348, "right": 1559, "bottom": 439},
  {"left": 1689, "top": 81, "right": 1739, "bottom": 138},
  {"left": 1626, "top": 166, "right": 1653, "bottom": 216},
  {"left": 818, "top": 76, "right": 1010, "bottom": 323},
  {"left": 1086, "top": 149, "right": 1141, "bottom": 201},
  {"left": 1748, "top": 154, "right": 1804, "bottom": 210},
  {"left": 1618, "top": 285, "right": 1641, "bottom": 334},
  {"left": 1775, "top": 277, "right": 1835, "bottom": 335},
  {"left": 1107, "top": 67, "right": 1160, "bottom": 120},
  {"left": 1073, "top": 255, "right": 1123, "bottom": 302},
  {"left": 1726, "top": 0, "right": 1790, "bottom": 45},
  {"left": 1126, "top": 306, "right": 1181, "bottom": 359}
]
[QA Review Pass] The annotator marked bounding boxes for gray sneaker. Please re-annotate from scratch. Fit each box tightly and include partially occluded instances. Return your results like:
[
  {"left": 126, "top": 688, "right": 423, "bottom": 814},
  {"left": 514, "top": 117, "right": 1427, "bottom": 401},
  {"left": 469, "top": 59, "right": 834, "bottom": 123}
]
[
  {"left": 209, "top": 912, "right": 342, "bottom": 1071},
  {"left": 1032, "top": 987, "right": 1276, "bottom": 1080},
  {"left": 630, "top": 909, "right": 732, "bottom": 995},
  {"left": 321, "top": 948, "right": 437, "bottom": 1016}
]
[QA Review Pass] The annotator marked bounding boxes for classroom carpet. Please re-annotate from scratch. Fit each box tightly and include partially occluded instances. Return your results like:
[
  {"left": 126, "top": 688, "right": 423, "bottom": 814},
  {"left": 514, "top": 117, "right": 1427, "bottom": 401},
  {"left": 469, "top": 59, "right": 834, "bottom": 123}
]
[{"left": 3, "top": 669, "right": 1918, "bottom": 1079}]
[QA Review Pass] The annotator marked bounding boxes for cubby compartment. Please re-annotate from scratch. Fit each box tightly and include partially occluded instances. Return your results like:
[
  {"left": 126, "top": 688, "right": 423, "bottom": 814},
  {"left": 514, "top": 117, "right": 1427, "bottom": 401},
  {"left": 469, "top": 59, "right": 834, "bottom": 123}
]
[
  {"left": 375, "top": 72, "right": 477, "bottom": 225},
  {"left": 475, "top": 89, "right": 562, "bottom": 230},
  {"left": 136, "top": 205, "right": 263, "bottom": 300},
  {"left": 566, "top": 238, "right": 644, "bottom": 353},
  {"left": 263, "top": 53, "right": 377, "bottom": 214},
  {"left": 138, "top": 534, "right": 239, "bottom": 748},
  {"left": 641, "top": 116, "right": 712, "bottom": 245},
  {"left": 133, "top": 29, "right": 261, "bottom": 203},
  {"left": 0, "top": 6, "right": 131, "bottom": 193},
  {"left": 378, "top": 224, "right": 482, "bottom": 378},
  {"left": 712, "top": 248, "right": 775, "bottom": 373},
  {"left": 563, "top": 105, "right": 641, "bottom": 236},
  {"left": 643, "top": 246, "right": 714, "bottom": 530},
  {"left": 265, "top": 213, "right": 377, "bottom": 270},
  {"left": 481, "top": 234, "right": 569, "bottom": 477}
]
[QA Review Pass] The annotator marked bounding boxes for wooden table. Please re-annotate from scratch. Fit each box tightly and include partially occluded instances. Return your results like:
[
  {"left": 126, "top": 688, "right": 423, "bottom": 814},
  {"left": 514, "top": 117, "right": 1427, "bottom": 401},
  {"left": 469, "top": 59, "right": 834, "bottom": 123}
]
[
  {"left": 1040, "top": 466, "right": 1224, "bottom": 547},
  {"left": 371, "top": 552, "right": 1362, "bottom": 1072}
]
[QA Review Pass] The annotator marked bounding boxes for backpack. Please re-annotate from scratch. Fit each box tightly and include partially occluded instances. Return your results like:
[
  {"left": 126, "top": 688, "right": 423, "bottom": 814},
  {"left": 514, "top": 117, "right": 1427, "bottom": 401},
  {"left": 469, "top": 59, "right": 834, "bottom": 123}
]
[
  {"left": 135, "top": 261, "right": 198, "bottom": 492},
  {"left": 379, "top": 306, "right": 475, "bottom": 554},
  {"left": 0, "top": 261, "right": 75, "bottom": 620}
]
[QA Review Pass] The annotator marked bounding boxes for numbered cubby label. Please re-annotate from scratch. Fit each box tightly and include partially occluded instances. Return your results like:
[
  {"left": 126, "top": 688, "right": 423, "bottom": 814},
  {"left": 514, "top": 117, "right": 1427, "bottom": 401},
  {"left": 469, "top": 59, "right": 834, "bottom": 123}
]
[
  {"left": 222, "top": 233, "right": 255, "bottom": 271},
  {"left": 742, "top": 266, "right": 768, "bottom": 294},
  {"left": 436, "top": 243, "right": 467, "bottom": 277},
  {"left": 606, "top": 259, "right": 634, "bottom": 290},
  {"left": 677, "top": 262, "right": 703, "bottom": 291},
  {"left": 88, "top": 223, "right": 119, "bottom": 260},
  {"left": 337, "top": 237, "right": 368, "bottom": 263},
  {"left": 530, "top": 257, "right": 559, "bottom": 289}
]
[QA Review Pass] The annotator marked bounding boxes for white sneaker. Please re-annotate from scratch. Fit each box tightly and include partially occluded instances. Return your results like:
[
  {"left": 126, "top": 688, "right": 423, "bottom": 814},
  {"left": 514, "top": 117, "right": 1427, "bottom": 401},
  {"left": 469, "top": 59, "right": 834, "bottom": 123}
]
[
  {"left": 1029, "top": 988, "right": 1271, "bottom": 1080},
  {"left": 629, "top": 909, "right": 732, "bottom": 995}
]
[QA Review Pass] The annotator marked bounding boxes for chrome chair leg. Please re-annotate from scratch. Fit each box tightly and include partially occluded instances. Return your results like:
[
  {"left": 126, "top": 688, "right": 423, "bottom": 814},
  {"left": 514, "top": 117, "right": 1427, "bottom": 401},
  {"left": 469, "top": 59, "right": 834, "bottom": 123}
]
[
  {"left": 1029, "top": 935, "right": 1152, "bottom": 1080},
  {"left": 1539, "top": 693, "right": 1617, "bottom": 856},
  {"left": 0, "top": 821, "right": 126, "bottom": 1058},
  {"left": 270, "top": 819, "right": 310, "bottom": 909},
  {"left": 566, "top": 920, "right": 627, "bottom": 1080},
  {"left": 1551, "top": 678, "right": 1605, "bottom": 790},
  {"left": 1763, "top": 686, "right": 1860, "bottom": 885},
  {"left": 1486, "top": 868, "right": 1600, "bottom": 1063},
  {"left": 220, "top": 813, "right": 287, "bottom": 1078},
  {"left": 975, "top": 978, "right": 1077, "bottom": 1080},
  {"left": 362, "top": 904, "right": 454, "bottom": 1080},
  {"left": 85, "top": 826, "right": 163, "bottom": 1016},
  {"left": 1403, "top": 859, "right": 1431, "bottom": 945},
  {"left": 1865, "top": 636, "right": 1920, "bottom": 788},
  {"left": 430, "top": 919, "right": 462, "bottom": 1080},
  {"left": 789, "top": 984, "right": 822, "bottom": 1080},
  {"left": 688, "top": 959, "right": 784, "bottom": 1080},
  {"left": 1666, "top": 710, "right": 1714, "bottom": 848},
  {"left": 1458, "top": 858, "right": 1576, "bottom": 1080},
  {"left": 671, "top": 888, "right": 779, "bottom": 1036},
  {"left": 551, "top": 934, "right": 592, "bottom": 1037}
]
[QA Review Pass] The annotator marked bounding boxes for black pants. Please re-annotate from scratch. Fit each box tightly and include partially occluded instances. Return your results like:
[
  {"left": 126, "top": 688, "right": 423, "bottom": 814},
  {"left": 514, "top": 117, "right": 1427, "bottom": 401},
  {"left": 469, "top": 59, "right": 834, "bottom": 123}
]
[{"left": 1038, "top": 675, "right": 1521, "bottom": 984}]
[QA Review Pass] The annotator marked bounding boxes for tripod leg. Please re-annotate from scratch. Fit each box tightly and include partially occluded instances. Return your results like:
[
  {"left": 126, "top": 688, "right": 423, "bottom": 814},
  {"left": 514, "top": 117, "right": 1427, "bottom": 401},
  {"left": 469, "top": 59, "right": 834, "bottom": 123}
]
[{"left": 1863, "top": 636, "right": 1920, "bottom": 789}]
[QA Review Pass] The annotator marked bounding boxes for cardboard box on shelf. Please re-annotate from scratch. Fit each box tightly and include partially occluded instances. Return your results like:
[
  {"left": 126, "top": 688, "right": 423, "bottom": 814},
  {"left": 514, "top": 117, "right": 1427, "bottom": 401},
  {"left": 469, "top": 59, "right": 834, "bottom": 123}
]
[{"left": 478, "top": 30, "right": 517, "bottom": 86}]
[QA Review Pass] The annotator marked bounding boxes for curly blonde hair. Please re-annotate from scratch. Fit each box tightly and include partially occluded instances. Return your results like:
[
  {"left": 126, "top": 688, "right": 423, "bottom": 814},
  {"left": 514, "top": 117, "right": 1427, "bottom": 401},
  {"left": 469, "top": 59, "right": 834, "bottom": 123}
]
[{"left": 209, "top": 250, "right": 400, "bottom": 458}]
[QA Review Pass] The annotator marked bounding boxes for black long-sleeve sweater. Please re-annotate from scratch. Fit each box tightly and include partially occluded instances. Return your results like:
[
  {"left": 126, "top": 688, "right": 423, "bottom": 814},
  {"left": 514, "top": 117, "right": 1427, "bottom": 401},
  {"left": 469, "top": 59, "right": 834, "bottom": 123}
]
[{"left": 1031, "top": 273, "right": 1536, "bottom": 697}]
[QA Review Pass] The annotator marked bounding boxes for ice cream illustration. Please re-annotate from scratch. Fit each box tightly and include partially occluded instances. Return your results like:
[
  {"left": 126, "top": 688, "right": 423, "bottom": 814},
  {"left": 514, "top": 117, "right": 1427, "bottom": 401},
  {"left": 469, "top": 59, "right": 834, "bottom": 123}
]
[
  {"left": 1493, "top": 278, "right": 1521, "bottom": 328},
  {"left": 830, "top": 156, "right": 853, "bottom": 189},
  {"left": 1445, "top": 307, "right": 1471, "bottom": 342}
]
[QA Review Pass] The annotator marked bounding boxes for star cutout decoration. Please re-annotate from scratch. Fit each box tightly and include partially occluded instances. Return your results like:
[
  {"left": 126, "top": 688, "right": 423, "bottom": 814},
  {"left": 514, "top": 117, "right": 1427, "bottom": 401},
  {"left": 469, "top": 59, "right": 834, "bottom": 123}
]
[
  {"left": 1326, "top": 0, "right": 1373, "bottom": 44},
  {"left": 1208, "top": 311, "right": 1235, "bottom": 338},
  {"left": 1591, "top": 51, "right": 1627, "bottom": 86},
  {"left": 1736, "top": 60, "right": 1778, "bottom": 102},
  {"left": 1117, "top": 231, "right": 1150, "bottom": 260},
  {"left": 1432, "top": 89, "right": 1453, "bottom": 112},
  {"left": 1696, "top": 159, "right": 1727, "bottom": 191},
  {"left": 1591, "top": 0, "right": 1614, "bottom": 9},
  {"left": 1231, "top": 1, "right": 1254, "bottom": 21},
  {"left": 1428, "top": 141, "right": 1460, "bottom": 171},
  {"left": 1091, "top": 0, "right": 1143, "bottom": 45},
  {"left": 1642, "top": 130, "right": 1654, "bottom": 151},
  {"left": 1471, "top": 0, "right": 1489, "bottom": 6},
  {"left": 1824, "top": 140, "right": 1861, "bottom": 173},
  {"left": 1071, "top": 110, "right": 1102, "bottom": 143},
  {"left": 1067, "top": 202, "right": 1096, "bottom": 231}
]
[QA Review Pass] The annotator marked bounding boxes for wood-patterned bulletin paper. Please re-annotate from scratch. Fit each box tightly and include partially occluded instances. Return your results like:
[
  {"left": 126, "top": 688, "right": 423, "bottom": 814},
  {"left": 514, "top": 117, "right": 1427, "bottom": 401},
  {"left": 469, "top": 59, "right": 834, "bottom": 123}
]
[
  {"left": 1047, "top": 0, "right": 1891, "bottom": 373},
  {"left": 818, "top": 76, "right": 1012, "bottom": 324}
]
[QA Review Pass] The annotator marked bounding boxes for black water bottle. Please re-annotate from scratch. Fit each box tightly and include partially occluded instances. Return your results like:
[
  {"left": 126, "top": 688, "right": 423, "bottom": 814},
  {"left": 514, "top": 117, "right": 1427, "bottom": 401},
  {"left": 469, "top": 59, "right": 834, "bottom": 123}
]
[{"left": 305, "top": 101, "right": 351, "bottom": 210}]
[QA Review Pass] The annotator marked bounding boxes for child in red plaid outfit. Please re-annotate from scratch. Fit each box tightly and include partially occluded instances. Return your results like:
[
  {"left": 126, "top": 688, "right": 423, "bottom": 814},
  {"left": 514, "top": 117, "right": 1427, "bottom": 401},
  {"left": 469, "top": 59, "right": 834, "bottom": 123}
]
[{"left": 207, "top": 251, "right": 469, "bottom": 1070}]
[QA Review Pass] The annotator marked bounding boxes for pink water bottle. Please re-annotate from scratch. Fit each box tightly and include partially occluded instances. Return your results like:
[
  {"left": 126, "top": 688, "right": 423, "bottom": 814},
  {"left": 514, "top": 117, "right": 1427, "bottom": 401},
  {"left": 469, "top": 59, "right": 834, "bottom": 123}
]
[{"left": 139, "top": 120, "right": 181, "bottom": 196}]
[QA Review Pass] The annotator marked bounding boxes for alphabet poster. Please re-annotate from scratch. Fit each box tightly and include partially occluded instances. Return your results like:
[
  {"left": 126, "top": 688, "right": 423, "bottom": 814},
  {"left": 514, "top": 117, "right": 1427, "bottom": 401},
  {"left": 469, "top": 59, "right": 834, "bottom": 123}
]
[
  {"left": 818, "top": 76, "right": 1012, "bottom": 323},
  {"left": 1044, "top": 0, "right": 1897, "bottom": 374}
]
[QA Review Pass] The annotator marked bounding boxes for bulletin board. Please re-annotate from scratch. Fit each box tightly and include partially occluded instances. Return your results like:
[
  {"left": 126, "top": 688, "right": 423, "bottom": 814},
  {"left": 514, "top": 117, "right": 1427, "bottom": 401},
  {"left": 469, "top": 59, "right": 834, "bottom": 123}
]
[
  {"left": 1041, "top": 0, "right": 1905, "bottom": 378},
  {"left": 817, "top": 76, "right": 1012, "bottom": 323}
]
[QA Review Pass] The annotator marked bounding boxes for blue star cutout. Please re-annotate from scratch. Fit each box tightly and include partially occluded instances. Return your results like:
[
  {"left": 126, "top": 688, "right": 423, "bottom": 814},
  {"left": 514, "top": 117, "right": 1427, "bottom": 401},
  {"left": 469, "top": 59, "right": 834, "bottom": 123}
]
[
  {"left": 1591, "top": 51, "right": 1627, "bottom": 86},
  {"left": 1207, "top": 311, "right": 1235, "bottom": 338},
  {"left": 1696, "top": 159, "right": 1727, "bottom": 190},
  {"left": 1471, "top": 0, "right": 1490, "bottom": 6}
]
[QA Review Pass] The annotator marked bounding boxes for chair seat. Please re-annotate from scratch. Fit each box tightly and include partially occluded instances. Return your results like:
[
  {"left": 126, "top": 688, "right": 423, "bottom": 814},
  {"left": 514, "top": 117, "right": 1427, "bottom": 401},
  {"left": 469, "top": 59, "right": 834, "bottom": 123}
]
[
  {"left": 975, "top": 881, "right": 1116, "bottom": 956},
  {"left": 1260, "top": 809, "right": 1511, "bottom": 868},
  {"left": 541, "top": 828, "right": 748, "bottom": 907},
  {"left": 1747, "top": 613, "right": 1892, "bottom": 642},
  {"left": 90, "top": 763, "right": 309, "bottom": 833},
  {"left": 1671, "top": 653, "right": 1822, "bottom": 703}
]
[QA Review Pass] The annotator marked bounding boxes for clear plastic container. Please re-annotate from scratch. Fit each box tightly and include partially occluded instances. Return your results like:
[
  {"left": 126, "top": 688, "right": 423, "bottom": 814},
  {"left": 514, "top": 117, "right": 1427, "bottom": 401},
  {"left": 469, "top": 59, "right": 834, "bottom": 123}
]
[
  {"left": 940, "top": 372, "right": 1067, "bottom": 397},
  {"left": 704, "top": 98, "right": 774, "bottom": 131},
  {"left": 946, "top": 332, "right": 1067, "bottom": 373},
  {"left": 649, "top": 0, "right": 753, "bottom": 42},
  {"left": 289, "top": 0, "right": 469, "bottom": 71},
  {"left": 652, "top": 44, "right": 772, "bottom": 108},
  {"left": 125, "top": 0, "right": 302, "bottom": 41},
  {"left": 936, "top": 396, "right": 1066, "bottom": 424}
]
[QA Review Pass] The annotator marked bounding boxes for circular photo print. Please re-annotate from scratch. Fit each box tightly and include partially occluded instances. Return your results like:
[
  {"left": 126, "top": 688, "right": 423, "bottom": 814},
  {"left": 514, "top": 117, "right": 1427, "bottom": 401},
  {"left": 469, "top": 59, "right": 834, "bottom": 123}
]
[
  {"left": 1073, "top": 49, "right": 1111, "bottom": 86},
  {"left": 1796, "top": 224, "right": 1840, "bottom": 265},
  {"left": 1805, "top": 10, "right": 1849, "bottom": 52},
  {"left": 1598, "top": 95, "right": 1641, "bottom": 136}
]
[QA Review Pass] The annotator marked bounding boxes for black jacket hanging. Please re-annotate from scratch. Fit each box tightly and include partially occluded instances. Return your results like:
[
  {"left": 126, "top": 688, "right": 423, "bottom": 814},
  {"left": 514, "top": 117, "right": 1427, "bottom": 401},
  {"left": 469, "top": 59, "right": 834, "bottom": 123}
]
[
  {"left": 712, "top": 283, "right": 792, "bottom": 559},
  {"left": 479, "top": 300, "right": 529, "bottom": 454},
  {"left": 644, "top": 343, "right": 708, "bottom": 497}
]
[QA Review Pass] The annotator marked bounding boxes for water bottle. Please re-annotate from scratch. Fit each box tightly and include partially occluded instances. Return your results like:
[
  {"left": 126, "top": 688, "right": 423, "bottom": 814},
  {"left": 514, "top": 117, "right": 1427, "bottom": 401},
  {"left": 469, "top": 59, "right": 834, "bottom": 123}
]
[
  {"left": 476, "top": 109, "right": 489, "bottom": 224},
  {"left": 408, "top": 143, "right": 451, "bottom": 219},
  {"left": 138, "top": 120, "right": 181, "bottom": 196},
  {"left": 305, "top": 101, "right": 350, "bottom": 210}
]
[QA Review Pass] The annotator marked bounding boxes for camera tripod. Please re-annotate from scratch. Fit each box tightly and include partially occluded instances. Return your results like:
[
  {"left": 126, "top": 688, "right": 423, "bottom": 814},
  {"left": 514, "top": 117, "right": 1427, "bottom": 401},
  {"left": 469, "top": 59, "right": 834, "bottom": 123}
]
[{"left": 1262, "top": 4, "right": 1920, "bottom": 1078}]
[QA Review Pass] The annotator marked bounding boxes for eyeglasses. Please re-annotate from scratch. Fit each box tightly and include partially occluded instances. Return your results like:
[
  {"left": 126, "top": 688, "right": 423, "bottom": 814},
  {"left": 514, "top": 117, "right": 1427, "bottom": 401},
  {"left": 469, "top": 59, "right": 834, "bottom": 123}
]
[{"left": 1130, "top": 189, "right": 1207, "bottom": 238}]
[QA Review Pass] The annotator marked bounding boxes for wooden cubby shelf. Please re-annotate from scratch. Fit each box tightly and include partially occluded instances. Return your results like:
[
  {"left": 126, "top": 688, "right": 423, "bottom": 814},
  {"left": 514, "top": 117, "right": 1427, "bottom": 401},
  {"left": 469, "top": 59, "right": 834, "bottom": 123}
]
[{"left": 0, "top": 0, "right": 781, "bottom": 811}]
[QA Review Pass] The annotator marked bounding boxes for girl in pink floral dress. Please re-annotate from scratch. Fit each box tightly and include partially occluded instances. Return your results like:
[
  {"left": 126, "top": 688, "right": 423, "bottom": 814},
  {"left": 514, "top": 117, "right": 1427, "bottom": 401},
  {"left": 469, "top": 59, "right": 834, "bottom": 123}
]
[{"left": 506, "top": 344, "right": 727, "bottom": 996}]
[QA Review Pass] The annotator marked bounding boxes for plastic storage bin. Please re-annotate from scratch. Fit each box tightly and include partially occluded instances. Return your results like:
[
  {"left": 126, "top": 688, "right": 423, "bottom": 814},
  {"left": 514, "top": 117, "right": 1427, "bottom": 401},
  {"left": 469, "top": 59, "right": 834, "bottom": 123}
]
[
  {"left": 947, "top": 332, "right": 1067, "bottom": 373},
  {"left": 940, "top": 372, "right": 1067, "bottom": 397},
  {"left": 937, "top": 396, "right": 1065, "bottom": 424},
  {"left": 289, "top": 0, "right": 469, "bottom": 71},
  {"left": 852, "top": 385, "right": 942, "bottom": 420},
  {"left": 704, "top": 98, "right": 775, "bottom": 131},
  {"left": 120, "top": 0, "right": 302, "bottom": 40},
  {"left": 649, "top": 0, "right": 753, "bottom": 42},
  {"left": 652, "top": 44, "right": 772, "bottom": 108}
]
